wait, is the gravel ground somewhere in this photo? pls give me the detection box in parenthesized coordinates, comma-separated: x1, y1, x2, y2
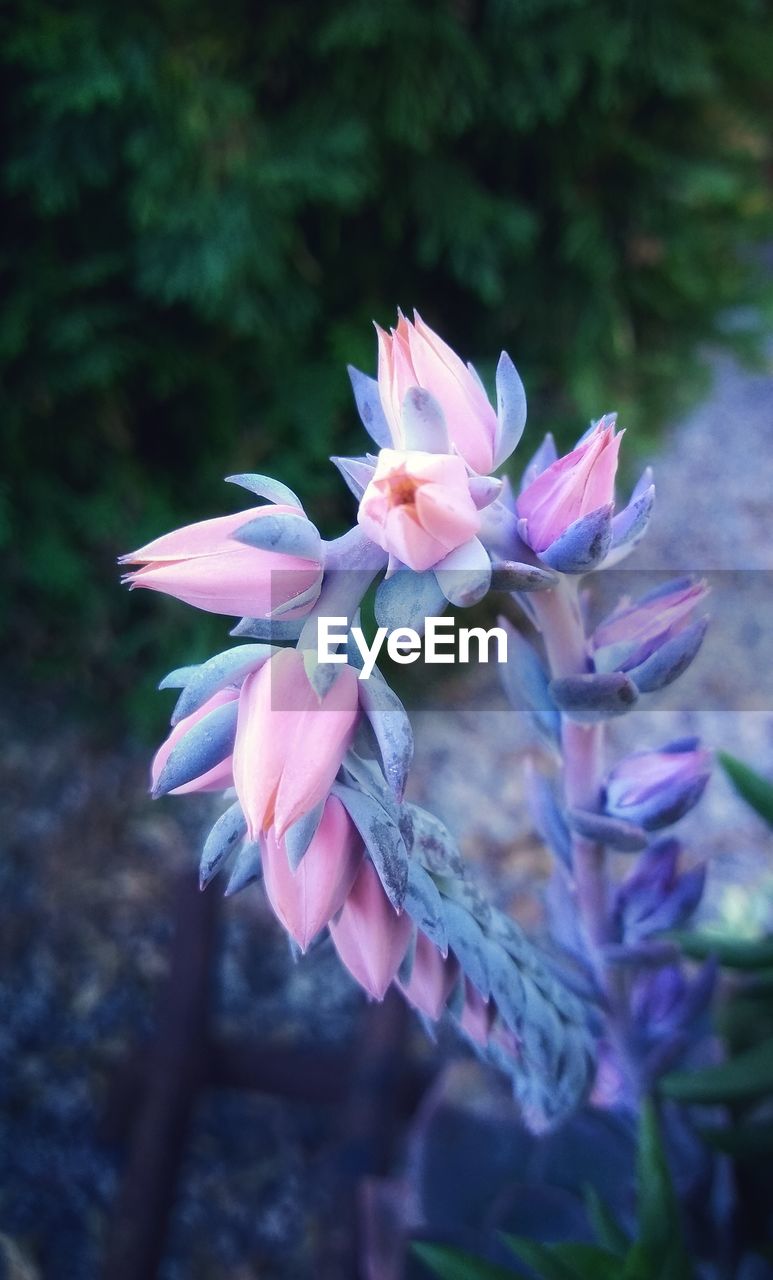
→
(0, 707, 362, 1279)
(2, 346, 773, 1277)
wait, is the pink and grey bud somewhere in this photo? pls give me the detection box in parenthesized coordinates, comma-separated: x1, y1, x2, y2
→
(605, 743, 712, 831)
(459, 980, 493, 1046)
(376, 312, 501, 474)
(151, 688, 238, 796)
(329, 858, 413, 1001)
(593, 578, 709, 692)
(120, 503, 323, 619)
(396, 932, 459, 1020)
(261, 795, 363, 952)
(516, 419, 621, 571)
(233, 647, 360, 840)
(357, 447, 482, 572)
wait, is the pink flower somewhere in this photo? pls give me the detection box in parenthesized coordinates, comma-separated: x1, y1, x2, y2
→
(121, 504, 322, 618)
(232, 647, 359, 840)
(396, 931, 459, 1020)
(357, 447, 481, 572)
(262, 796, 363, 952)
(517, 421, 621, 555)
(329, 859, 413, 1001)
(151, 688, 237, 795)
(377, 313, 499, 473)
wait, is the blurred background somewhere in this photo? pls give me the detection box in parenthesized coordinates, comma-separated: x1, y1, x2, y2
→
(3, 0, 773, 729)
(2, 2, 773, 1277)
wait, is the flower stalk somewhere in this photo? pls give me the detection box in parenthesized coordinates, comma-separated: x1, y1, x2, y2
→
(532, 579, 610, 951)
(123, 310, 714, 1128)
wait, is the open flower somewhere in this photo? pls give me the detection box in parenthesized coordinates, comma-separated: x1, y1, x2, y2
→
(232, 647, 360, 839)
(262, 795, 363, 952)
(357, 447, 481, 572)
(376, 313, 500, 473)
(121, 503, 323, 618)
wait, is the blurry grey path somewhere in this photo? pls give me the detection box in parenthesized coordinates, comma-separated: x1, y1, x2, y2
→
(410, 347, 773, 934)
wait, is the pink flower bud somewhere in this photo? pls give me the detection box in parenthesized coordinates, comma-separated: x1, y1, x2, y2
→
(232, 648, 360, 839)
(377, 313, 498, 473)
(459, 980, 492, 1046)
(329, 859, 412, 1001)
(357, 447, 480, 572)
(396, 932, 459, 1020)
(151, 688, 237, 795)
(121, 504, 322, 618)
(262, 798, 363, 952)
(262, 795, 363, 952)
(517, 421, 621, 554)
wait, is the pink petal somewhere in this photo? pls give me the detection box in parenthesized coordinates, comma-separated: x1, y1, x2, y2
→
(397, 933, 459, 1019)
(121, 504, 302, 563)
(329, 859, 412, 1000)
(126, 549, 321, 618)
(413, 314, 497, 432)
(390, 330, 417, 450)
(518, 425, 621, 551)
(376, 324, 404, 446)
(262, 796, 363, 951)
(408, 318, 496, 473)
(274, 664, 360, 836)
(380, 506, 447, 572)
(232, 661, 287, 838)
(414, 481, 480, 547)
(581, 430, 622, 516)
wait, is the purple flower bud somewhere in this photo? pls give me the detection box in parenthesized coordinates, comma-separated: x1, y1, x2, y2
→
(605, 745, 711, 831)
(632, 958, 717, 1059)
(614, 839, 706, 942)
(593, 578, 709, 691)
(631, 964, 686, 1034)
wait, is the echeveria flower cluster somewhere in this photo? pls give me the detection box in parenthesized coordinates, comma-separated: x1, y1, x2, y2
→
(122, 311, 712, 1130)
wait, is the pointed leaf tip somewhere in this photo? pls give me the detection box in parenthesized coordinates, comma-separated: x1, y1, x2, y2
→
(224, 473, 303, 509)
(494, 350, 527, 467)
(347, 365, 392, 448)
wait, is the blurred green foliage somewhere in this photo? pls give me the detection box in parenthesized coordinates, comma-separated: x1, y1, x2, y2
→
(2, 0, 772, 734)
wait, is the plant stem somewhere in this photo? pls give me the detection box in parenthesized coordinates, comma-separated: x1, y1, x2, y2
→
(531, 579, 611, 951)
(531, 577, 647, 1101)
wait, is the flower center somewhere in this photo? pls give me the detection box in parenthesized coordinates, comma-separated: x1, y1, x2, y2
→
(380, 467, 422, 510)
